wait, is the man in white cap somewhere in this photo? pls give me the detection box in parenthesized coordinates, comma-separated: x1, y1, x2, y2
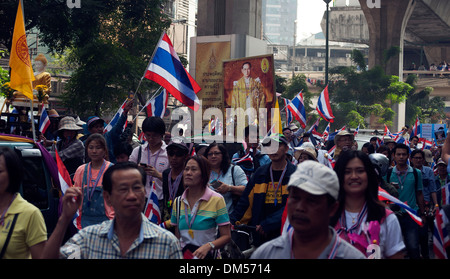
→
(251, 160, 365, 259)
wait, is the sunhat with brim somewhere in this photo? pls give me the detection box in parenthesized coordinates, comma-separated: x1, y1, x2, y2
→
(58, 116, 83, 131)
(287, 160, 339, 200)
(75, 116, 86, 127)
(334, 130, 354, 145)
(294, 145, 318, 161)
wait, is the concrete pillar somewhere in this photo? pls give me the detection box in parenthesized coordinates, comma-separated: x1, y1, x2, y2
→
(359, 0, 415, 131)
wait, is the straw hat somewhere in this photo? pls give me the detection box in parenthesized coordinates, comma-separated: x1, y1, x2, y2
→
(58, 116, 83, 131)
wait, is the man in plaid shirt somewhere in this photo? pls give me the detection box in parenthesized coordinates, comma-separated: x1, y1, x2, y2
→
(42, 162, 183, 259)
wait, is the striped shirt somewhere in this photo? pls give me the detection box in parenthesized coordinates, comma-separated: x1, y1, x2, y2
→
(171, 187, 230, 248)
(60, 214, 182, 259)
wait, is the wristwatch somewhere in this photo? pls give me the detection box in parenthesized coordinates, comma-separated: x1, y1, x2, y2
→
(208, 241, 215, 250)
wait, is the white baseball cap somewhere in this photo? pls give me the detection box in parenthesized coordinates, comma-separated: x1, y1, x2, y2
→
(287, 160, 339, 200)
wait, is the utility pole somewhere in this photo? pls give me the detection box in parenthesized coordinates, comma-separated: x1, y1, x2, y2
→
(324, 0, 331, 86)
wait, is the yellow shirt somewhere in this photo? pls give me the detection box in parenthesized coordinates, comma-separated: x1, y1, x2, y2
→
(0, 194, 47, 259)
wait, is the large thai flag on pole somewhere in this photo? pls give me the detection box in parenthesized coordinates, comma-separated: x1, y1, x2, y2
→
(144, 32, 201, 111)
(38, 106, 50, 134)
(145, 89, 169, 118)
(287, 90, 307, 129)
(316, 85, 334, 123)
(144, 181, 161, 224)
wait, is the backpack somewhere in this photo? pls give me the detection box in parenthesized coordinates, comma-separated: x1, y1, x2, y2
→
(385, 167, 419, 216)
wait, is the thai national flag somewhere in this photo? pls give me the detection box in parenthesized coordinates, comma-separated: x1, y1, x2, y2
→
(55, 149, 79, 225)
(316, 85, 334, 123)
(145, 89, 169, 118)
(38, 106, 51, 134)
(419, 138, 433, 150)
(410, 116, 421, 139)
(353, 125, 360, 137)
(144, 181, 161, 224)
(287, 90, 307, 128)
(283, 98, 293, 127)
(322, 122, 331, 141)
(103, 99, 128, 134)
(378, 187, 423, 226)
(144, 32, 201, 111)
(433, 207, 450, 259)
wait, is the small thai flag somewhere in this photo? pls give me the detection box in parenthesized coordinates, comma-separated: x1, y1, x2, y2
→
(145, 89, 169, 118)
(287, 90, 307, 129)
(144, 181, 161, 224)
(316, 85, 334, 123)
(38, 106, 51, 134)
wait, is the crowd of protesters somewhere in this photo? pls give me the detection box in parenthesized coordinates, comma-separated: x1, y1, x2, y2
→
(1, 107, 450, 259)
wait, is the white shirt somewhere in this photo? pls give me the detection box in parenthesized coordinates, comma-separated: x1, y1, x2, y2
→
(129, 141, 169, 200)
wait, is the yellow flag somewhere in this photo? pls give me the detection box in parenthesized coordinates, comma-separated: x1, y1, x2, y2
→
(9, 1, 34, 100)
(271, 96, 283, 135)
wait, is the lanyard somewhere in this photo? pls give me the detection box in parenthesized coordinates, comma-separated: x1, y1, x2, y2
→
(184, 198, 202, 239)
(395, 169, 408, 190)
(289, 228, 340, 259)
(168, 170, 183, 202)
(87, 160, 107, 201)
(269, 163, 288, 206)
(147, 147, 162, 182)
(337, 203, 368, 238)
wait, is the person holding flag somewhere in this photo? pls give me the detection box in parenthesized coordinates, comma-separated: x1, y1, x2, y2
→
(129, 116, 169, 201)
(42, 162, 183, 259)
(79, 100, 133, 163)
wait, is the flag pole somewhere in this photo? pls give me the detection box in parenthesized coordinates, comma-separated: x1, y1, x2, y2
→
(30, 98, 36, 141)
(134, 31, 166, 97)
(132, 86, 163, 122)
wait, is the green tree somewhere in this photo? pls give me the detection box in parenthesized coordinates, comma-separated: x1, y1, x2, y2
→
(405, 74, 445, 124)
(1, 0, 171, 117)
(328, 49, 413, 130)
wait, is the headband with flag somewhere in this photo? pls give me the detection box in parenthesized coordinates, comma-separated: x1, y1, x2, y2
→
(9, 0, 35, 100)
(144, 32, 201, 111)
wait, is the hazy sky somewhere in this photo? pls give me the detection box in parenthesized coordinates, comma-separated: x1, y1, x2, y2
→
(296, 0, 328, 40)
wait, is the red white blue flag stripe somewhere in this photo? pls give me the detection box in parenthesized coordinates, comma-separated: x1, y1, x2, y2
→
(145, 89, 169, 118)
(410, 116, 421, 139)
(103, 99, 128, 134)
(316, 85, 334, 123)
(144, 181, 161, 224)
(287, 90, 307, 128)
(433, 207, 449, 259)
(38, 106, 51, 134)
(283, 98, 293, 127)
(378, 187, 423, 226)
(145, 33, 200, 111)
